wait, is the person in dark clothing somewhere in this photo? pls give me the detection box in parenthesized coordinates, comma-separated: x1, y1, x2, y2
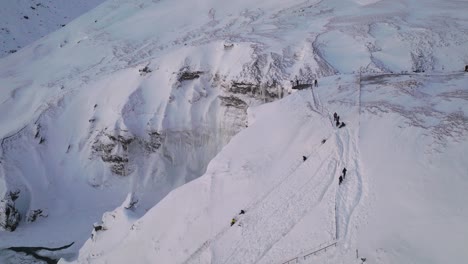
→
(336, 115, 340, 127)
(339, 176, 343, 185)
(342, 168, 347, 179)
(296, 79, 299, 86)
(314, 79, 318, 87)
(303, 156, 307, 162)
(333, 112, 338, 122)
(339, 122, 346, 128)
(239, 210, 245, 215)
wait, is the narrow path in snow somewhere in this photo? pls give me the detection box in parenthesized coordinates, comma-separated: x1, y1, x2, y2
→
(333, 75, 364, 249)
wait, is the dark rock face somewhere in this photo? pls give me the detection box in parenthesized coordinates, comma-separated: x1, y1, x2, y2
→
(27, 209, 46, 222)
(0, 191, 21, 231)
(178, 71, 204, 81)
(219, 96, 248, 110)
(139, 66, 152, 76)
(92, 134, 134, 176)
(230, 82, 258, 94)
(226, 81, 281, 102)
(144, 131, 164, 153)
(91, 131, 166, 177)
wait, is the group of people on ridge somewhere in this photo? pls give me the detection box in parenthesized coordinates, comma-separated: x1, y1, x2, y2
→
(333, 112, 346, 128)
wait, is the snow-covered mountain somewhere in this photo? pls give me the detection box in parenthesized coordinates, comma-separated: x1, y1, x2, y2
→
(0, 0, 467, 263)
(0, 0, 106, 57)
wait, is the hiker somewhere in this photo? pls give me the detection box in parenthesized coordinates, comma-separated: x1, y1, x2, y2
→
(303, 156, 307, 162)
(339, 175, 343, 185)
(342, 168, 347, 178)
(336, 116, 340, 127)
(296, 79, 299, 86)
(314, 79, 318, 87)
(239, 210, 245, 215)
(465, 65, 468, 72)
(333, 112, 338, 122)
(339, 122, 346, 128)
(231, 218, 237, 226)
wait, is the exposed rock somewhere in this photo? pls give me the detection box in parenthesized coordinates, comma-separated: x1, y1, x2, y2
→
(178, 71, 204, 81)
(9, 190, 20, 201)
(291, 84, 312, 90)
(226, 81, 281, 102)
(101, 155, 128, 163)
(0, 191, 21, 231)
(139, 66, 152, 76)
(110, 163, 126, 176)
(93, 224, 105, 232)
(218, 96, 248, 110)
(224, 43, 234, 49)
(28, 209, 47, 222)
(91, 133, 134, 176)
(229, 82, 258, 94)
(107, 134, 133, 150)
(144, 131, 164, 152)
(91, 141, 115, 155)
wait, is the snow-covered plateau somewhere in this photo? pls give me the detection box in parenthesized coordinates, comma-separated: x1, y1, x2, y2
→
(0, 0, 467, 263)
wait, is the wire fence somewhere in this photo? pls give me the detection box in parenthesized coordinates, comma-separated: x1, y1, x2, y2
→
(280, 241, 338, 264)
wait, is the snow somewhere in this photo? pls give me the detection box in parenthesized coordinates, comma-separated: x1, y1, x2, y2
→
(64, 73, 468, 264)
(0, 0, 467, 263)
(0, 0, 106, 57)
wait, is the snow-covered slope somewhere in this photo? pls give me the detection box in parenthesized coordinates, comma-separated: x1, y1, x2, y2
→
(0, 0, 106, 57)
(67, 74, 468, 264)
(0, 0, 467, 263)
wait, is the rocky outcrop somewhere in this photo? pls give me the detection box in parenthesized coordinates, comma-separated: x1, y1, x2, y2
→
(143, 131, 164, 153)
(178, 71, 204, 81)
(0, 190, 21, 231)
(226, 81, 282, 102)
(219, 95, 248, 110)
(27, 209, 47, 222)
(91, 130, 166, 177)
(92, 134, 134, 176)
